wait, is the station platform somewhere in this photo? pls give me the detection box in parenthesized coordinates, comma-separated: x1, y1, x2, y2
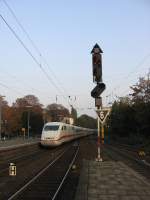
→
(0, 137, 40, 151)
(75, 160, 150, 200)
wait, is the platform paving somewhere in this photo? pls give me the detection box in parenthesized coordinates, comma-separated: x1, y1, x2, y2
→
(75, 160, 150, 200)
(0, 137, 40, 151)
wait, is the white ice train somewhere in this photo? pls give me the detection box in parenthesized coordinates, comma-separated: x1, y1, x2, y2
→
(40, 122, 94, 147)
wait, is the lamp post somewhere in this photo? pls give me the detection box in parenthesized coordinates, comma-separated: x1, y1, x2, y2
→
(43, 109, 46, 124)
(26, 106, 32, 139)
(0, 96, 5, 140)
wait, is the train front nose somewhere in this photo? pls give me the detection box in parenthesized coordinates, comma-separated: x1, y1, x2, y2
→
(41, 131, 60, 146)
(41, 131, 57, 140)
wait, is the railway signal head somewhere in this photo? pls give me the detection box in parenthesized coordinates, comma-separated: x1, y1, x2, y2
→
(91, 44, 103, 83)
(91, 43, 103, 54)
(91, 83, 106, 98)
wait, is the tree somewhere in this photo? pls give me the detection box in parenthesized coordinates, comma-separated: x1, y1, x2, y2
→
(13, 95, 42, 108)
(21, 110, 43, 135)
(76, 114, 97, 129)
(0, 96, 8, 107)
(108, 73, 150, 144)
(12, 95, 43, 136)
(109, 99, 136, 138)
(130, 73, 150, 104)
(130, 74, 150, 137)
(3, 107, 22, 137)
(71, 106, 77, 124)
(46, 103, 70, 122)
(13, 98, 28, 108)
(23, 95, 42, 107)
(0, 96, 9, 136)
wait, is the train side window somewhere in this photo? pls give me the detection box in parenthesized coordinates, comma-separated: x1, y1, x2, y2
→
(64, 126, 66, 130)
(61, 126, 64, 130)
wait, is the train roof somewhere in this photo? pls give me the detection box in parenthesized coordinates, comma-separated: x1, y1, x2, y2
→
(44, 122, 94, 130)
(44, 122, 69, 126)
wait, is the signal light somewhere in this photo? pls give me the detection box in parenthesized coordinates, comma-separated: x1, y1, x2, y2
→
(91, 83, 106, 98)
(92, 54, 102, 83)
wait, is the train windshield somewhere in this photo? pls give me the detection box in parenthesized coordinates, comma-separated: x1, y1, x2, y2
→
(44, 125, 59, 131)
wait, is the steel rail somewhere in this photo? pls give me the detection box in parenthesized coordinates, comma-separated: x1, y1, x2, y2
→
(8, 147, 70, 200)
(52, 145, 79, 200)
(0, 149, 42, 174)
(0, 148, 40, 162)
(0, 144, 67, 174)
(107, 144, 150, 168)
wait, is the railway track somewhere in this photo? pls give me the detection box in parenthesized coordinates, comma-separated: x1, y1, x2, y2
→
(107, 143, 150, 165)
(0, 136, 96, 200)
(0, 147, 62, 175)
(0, 143, 40, 164)
(8, 142, 79, 200)
(0, 143, 71, 199)
(105, 144, 150, 181)
(2, 135, 149, 199)
(0, 146, 42, 173)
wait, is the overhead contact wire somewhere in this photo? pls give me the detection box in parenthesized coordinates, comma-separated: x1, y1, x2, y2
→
(2, 0, 69, 97)
(0, 14, 65, 101)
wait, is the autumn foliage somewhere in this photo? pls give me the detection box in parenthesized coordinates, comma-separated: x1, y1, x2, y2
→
(0, 95, 44, 137)
(1, 95, 96, 138)
(108, 73, 150, 144)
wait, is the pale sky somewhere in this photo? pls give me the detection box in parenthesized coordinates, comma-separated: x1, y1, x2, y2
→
(0, 0, 150, 117)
